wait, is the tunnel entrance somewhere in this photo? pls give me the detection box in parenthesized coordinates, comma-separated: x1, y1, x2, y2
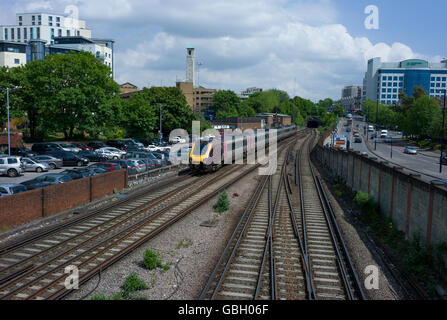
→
(307, 118, 321, 128)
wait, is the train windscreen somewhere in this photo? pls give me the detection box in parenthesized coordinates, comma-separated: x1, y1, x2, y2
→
(193, 143, 210, 156)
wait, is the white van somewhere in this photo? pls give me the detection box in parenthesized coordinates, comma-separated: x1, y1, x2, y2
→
(368, 125, 374, 132)
(380, 130, 388, 138)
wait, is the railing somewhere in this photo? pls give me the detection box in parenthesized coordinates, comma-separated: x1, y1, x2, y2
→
(127, 164, 189, 186)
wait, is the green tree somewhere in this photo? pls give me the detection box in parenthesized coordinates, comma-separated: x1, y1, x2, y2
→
(401, 95, 441, 139)
(212, 90, 241, 119)
(24, 51, 121, 140)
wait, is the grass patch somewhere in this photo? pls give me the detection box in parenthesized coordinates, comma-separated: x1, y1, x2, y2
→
(214, 190, 230, 214)
(90, 293, 122, 300)
(121, 272, 149, 299)
(143, 249, 170, 271)
(177, 238, 193, 249)
(0, 226, 8, 233)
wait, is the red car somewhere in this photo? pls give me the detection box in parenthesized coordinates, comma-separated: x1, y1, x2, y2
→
(73, 143, 93, 151)
(89, 163, 122, 172)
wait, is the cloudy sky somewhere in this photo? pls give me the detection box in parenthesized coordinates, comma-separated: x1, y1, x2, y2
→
(1, 0, 446, 101)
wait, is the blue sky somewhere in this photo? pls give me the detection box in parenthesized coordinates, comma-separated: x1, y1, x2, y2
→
(0, 0, 445, 100)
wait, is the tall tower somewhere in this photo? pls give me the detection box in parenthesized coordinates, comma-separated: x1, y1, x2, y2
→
(186, 47, 195, 86)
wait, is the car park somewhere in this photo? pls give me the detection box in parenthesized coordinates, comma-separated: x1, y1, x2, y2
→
(0, 156, 24, 177)
(89, 163, 122, 172)
(404, 146, 418, 155)
(21, 174, 73, 190)
(0, 184, 28, 197)
(32, 155, 63, 170)
(21, 157, 50, 173)
(152, 152, 169, 166)
(46, 151, 89, 167)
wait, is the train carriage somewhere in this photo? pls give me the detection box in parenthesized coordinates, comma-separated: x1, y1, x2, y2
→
(189, 125, 297, 172)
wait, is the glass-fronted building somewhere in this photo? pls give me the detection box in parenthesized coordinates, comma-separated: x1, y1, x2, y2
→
(363, 58, 447, 105)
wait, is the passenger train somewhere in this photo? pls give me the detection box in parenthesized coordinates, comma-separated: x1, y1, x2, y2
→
(189, 125, 297, 172)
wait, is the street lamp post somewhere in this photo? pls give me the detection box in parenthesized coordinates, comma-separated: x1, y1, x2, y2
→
(440, 90, 446, 174)
(6, 88, 10, 156)
(390, 136, 393, 159)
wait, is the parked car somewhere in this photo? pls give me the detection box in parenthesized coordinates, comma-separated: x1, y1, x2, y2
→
(78, 150, 109, 162)
(108, 160, 131, 169)
(21, 157, 50, 173)
(354, 136, 363, 143)
(106, 140, 128, 151)
(433, 180, 447, 187)
(10, 147, 37, 158)
(89, 167, 108, 175)
(384, 136, 393, 144)
(126, 159, 147, 173)
(404, 146, 418, 155)
(170, 136, 187, 144)
(72, 143, 93, 151)
(126, 145, 143, 152)
(87, 141, 107, 150)
(32, 143, 63, 154)
(125, 152, 162, 167)
(46, 151, 89, 167)
(32, 155, 63, 170)
(96, 147, 126, 160)
(152, 152, 169, 166)
(0, 156, 25, 177)
(144, 145, 162, 152)
(89, 163, 122, 172)
(0, 184, 28, 197)
(346, 127, 352, 133)
(58, 143, 81, 153)
(22, 174, 73, 190)
(61, 169, 94, 180)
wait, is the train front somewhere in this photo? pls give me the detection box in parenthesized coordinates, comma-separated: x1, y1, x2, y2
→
(189, 140, 214, 172)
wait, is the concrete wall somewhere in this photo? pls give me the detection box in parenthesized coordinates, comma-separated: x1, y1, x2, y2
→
(0, 169, 127, 229)
(315, 146, 447, 246)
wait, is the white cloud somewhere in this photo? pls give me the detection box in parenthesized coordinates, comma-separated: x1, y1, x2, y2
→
(0, 0, 436, 100)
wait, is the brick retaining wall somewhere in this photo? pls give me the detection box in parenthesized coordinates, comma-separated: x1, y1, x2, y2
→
(0, 169, 127, 229)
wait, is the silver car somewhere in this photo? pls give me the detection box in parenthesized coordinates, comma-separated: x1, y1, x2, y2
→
(32, 155, 63, 170)
(127, 159, 147, 173)
(0, 156, 24, 177)
(21, 157, 50, 173)
(404, 146, 418, 155)
(0, 184, 27, 197)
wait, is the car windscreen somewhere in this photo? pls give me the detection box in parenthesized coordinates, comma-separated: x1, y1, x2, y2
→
(11, 186, 27, 194)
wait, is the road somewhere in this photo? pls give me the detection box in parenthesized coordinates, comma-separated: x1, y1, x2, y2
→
(331, 118, 447, 182)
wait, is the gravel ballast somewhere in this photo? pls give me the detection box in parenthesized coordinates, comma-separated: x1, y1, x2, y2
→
(65, 169, 263, 300)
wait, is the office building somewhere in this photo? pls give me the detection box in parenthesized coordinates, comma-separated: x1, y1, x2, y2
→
(341, 85, 362, 112)
(363, 57, 447, 105)
(0, 12, 113, 76)
(239, 87, 263, 101)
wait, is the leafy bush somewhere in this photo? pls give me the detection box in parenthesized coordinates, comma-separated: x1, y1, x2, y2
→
(121, 272, 149, 298)
(143, 249, 170, 270)
(214, 190, 230, 213)
(177, 238, 193, 249)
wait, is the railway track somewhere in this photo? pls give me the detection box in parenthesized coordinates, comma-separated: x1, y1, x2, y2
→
(0, 163, 260, 300)
(200, 131, 366, 300)
(0, 132, 303, 300)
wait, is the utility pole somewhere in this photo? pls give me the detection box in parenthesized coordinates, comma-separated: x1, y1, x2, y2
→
(440, 90, 446, 173)
(375, 100, 378, 150)
(159, 104, 163, 143)
(6, 88, 10, 156)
